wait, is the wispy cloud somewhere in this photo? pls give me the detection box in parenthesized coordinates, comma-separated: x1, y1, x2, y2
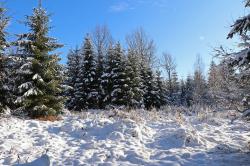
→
(109, 0, 168, 13)
(199, 36, 206, 41)
(109, 2, 133, 12)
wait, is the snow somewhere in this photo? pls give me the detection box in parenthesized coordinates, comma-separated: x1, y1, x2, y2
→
(0, 109, 249, 166)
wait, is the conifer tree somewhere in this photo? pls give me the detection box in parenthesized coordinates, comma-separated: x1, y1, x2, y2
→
(185, 75, 194, 107)
(73, 53, 86, 111)
(179, 79, 187, 106)
(110, 43, 128, 107)
(0, 6, 9, 112)
(96, 46, 105, 108)
(171, 71, 180, 105)
(208, 60, 220, 104)
(14, 4, 64, 117)
(141, 63, 158, 109)
(155, 70, 167, 108)
(102, 45, 115, 107)
(225, 0, 250, 109)
(193, 55, 208, 105)
(91, 25, 113, 108)
(82, 36, 98, 109)
(125, 49, 144, 108)
(65, 47, 81, 110)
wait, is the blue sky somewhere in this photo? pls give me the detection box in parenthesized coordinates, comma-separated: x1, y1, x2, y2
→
(4, 0, 246, 78)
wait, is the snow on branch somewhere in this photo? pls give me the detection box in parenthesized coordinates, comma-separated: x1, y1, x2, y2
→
(228, 14, 250, 39)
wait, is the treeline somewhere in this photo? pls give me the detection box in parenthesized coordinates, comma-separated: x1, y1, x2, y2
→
(0, 1, 249, 118)
(64, 29, 213, 111)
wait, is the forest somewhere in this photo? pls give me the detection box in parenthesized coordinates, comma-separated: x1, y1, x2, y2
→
(0, 0, 249, 165)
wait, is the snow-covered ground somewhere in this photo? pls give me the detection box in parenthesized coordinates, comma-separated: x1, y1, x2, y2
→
(0, 109, 249, 166)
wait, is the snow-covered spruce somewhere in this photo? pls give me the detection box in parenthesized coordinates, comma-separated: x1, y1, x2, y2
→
(13, 6, 64, 118)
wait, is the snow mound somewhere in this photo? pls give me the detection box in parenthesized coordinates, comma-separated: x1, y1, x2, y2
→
(210, 144, 241, 153)
(147, 127, 206, 150)
(13, 154, 50, 166)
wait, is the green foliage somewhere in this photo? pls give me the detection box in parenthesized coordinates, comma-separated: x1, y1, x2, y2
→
(15, 7, 64, 118)
(0, 5, 9, 113)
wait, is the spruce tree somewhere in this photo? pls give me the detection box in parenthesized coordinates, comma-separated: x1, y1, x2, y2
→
(171, 71, 180, 105)
(0, 6, 9, 112)
(141, 63, 158, 109)
(14, 4, 64, 118)
(102, 45, 115, 107)
(185, 75, 194, 107)
(82, 36, 98, 109)
(96, 47, 105, 108)
(208, 60, 220, 104)
(125, 49, 144, 108)
(225, 0, 250, 109)
(110, 43, 128, 107)
(155, 70, 167, 108)
(179, 79, 187, 106)
(65, 47, 81, 110)
(73, 51, 86, 111)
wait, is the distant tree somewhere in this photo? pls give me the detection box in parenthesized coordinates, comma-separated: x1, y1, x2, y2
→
(185, 75, 194, 107)
(171, 71, 180, 105)
(208, 60, 220, 104)
(155, 70, 167, 108)
(162, 53, 176, 103)
(192, 55, 208, 105)
(14, 5, 64, 117)
(179, 79, 187, 106)
(126, 27, 156, 68)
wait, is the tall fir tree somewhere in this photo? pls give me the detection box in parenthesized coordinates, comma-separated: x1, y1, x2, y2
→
(125, 49, 144, 108)
(82, 36, 98, 109)
(14, 4, 64, 117)
(193, 55, 208, 105)
(171, 71, 180, 105)
(110, 43, 128, 107)
(155, 70, 167, 108)
(141, 63, 158, 109)
(179, 79, 187, 106)
(208, 60, 220, 104)
(102, 45, 115, 107)
(73, 50, 86, 111)
(91, 25, 113, 108)
(65, 47, 81, 110)
(96, 45, 105, 108)
(185, 75, 194, 107)
(0, 6, 9, 112)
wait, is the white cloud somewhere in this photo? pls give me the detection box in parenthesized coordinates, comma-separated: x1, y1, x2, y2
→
(199, 36, 205, 41)
(109, 2, 132, 12)
(109, 0, 168, 12)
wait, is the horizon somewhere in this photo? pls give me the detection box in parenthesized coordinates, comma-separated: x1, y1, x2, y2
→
(5, 0, 245, 78)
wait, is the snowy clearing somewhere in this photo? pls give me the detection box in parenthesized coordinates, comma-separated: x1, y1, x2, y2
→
(0, 109, 250, 166)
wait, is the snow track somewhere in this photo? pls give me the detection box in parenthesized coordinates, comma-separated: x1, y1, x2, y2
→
(0, 110, 249, 166)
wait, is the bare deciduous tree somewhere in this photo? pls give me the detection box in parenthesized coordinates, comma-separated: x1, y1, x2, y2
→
(162, 52, 176, 96)
(91, 24, 113, 57)
(126, 27, 156, 67)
